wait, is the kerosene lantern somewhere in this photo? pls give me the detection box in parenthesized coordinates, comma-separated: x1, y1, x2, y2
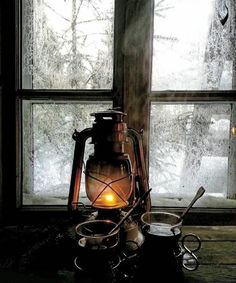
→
(68, 109, 151, 215)
(68, 110, 151, 275)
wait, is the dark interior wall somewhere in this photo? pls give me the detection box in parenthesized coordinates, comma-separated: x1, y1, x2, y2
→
(0, 0, 17, 224)
(0, 0, 3, 223)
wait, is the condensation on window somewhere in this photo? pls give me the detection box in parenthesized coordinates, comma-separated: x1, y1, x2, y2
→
(152, 0, 236, 90)
(149, 103, 236, 207)
(22, 0, 114, 89)
(23, 102, 112, 205)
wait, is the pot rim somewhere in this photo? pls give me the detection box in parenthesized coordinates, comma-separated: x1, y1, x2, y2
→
(141, 211, 183, 227)
(75, 219, 119, 239)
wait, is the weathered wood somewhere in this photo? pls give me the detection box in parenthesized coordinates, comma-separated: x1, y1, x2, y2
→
(151, 90, 236, 102)
(181, 226, 236, 265)
(113, 0, 126, 108)
(183, 265, 236, 283)
(228, 103, 236, 199)
(182, 226, 236, 241)
(196, 242, 236, 264)
(0, 266, 236, 283)
(0, 225, 235, 282)
(122, 0, 154, 160)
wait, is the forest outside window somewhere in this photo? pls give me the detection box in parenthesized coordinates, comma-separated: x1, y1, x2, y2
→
(152, 0, 236, 90)
(19, 0, 236, 210)
(21, 0, 114, 205)
(150, 0, 236, 208)
(22, 0, 114, 89)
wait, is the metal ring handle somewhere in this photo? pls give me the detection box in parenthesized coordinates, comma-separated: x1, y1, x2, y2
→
(181, 233, 201, 271)
(182, 233, 201, 252)
(182, 246, 199, 271)
(74, 256, 84, 272)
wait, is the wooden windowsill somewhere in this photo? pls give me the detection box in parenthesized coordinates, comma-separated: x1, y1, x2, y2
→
(0, 225, 235, 282)
(182, 226, 236, 282)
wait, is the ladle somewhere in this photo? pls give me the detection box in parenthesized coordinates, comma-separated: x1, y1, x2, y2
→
(180, 186, 205, 221)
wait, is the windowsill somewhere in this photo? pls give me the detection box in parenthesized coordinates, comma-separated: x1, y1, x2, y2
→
(23, 193, 236, 209)
(151, 193, 236, 209)
(0, 224, 235, 283)
(18, 192, 236, 226)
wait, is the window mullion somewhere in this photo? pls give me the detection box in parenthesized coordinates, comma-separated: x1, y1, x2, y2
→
(151, 91, 236, 103)
(21, 0, 33, 89)
(228, 103, 236, 199)
(122, 0, 154, 160)
(113, 0, 126, 109)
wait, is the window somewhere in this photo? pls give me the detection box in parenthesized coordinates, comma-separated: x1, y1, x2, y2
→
(150, 102, 236, 208)
(152, 0, 236, 90)
(23, 101, 112, 205)
(150, 0, 236, 208)
(1, 0, 236, 222)
(20, 0, 114, 205)
(22, 0, 114, 90)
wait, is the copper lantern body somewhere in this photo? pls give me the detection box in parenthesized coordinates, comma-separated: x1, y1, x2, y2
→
(68, 109, 150, 212)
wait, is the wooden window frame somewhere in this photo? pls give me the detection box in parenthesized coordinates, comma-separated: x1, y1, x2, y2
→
(1, 0, 236, 225)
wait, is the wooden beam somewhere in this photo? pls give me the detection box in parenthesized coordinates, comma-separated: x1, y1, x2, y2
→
(121, 0, 154, 160)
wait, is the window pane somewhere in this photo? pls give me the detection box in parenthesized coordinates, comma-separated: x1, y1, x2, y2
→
(150, 103, 236, 208)
(152, 0, 236, 90)
(22, 0, 114, 89)
(23, 102, 112, 205)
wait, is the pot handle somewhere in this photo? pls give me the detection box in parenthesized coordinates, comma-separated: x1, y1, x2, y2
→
(141, 224, 150, 235)
(170, 221, 183, 235)
(180, 233, 201, 271)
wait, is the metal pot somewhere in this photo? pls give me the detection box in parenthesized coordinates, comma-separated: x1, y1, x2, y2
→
(141, 211, 182, 239)
(74, 219, 120, 272)
(75, 219, 120, 250)
(140, 211, 201, 273)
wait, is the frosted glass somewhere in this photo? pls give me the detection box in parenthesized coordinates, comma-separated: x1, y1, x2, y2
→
(150, 103, 231, 199)
(152, 0, 236, 90)
(23, 102, 112, 205)
(22, 0, 114, 89)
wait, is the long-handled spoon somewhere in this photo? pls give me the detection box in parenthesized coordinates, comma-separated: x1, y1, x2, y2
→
(180, 186, 205, 221)
(108, 189, 152, 235)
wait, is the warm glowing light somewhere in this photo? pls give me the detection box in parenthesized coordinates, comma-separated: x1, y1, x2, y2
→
(86, 161, 132, 209)
(105, 194, 115, 203)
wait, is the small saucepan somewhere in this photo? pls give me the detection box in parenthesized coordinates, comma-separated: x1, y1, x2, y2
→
(75, 219, 120, 250)
(141, 187, 205, 240)
(141, 211, 182, 242)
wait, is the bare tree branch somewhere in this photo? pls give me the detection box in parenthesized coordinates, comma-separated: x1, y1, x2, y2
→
(43, 1, 70, 22)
